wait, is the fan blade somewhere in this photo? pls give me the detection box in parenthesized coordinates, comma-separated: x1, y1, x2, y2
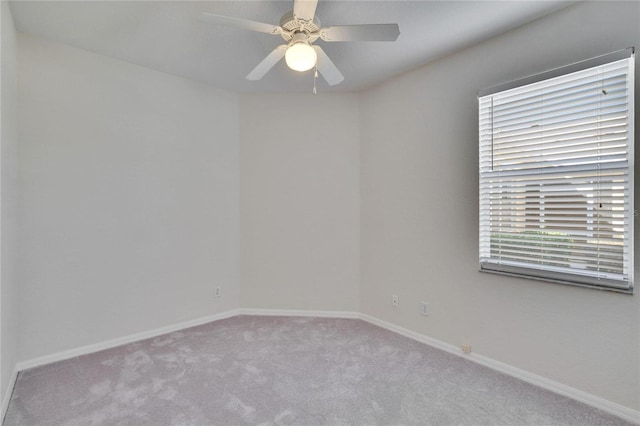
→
(246, 45, 287, 80)
(312, 45, 344, 86)
(200, 12, 281, 35)
(320, 24, 400, 42)
(293, 0, 318, 21)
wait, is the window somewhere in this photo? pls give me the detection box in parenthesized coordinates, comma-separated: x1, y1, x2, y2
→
(478, 49, 634, 292)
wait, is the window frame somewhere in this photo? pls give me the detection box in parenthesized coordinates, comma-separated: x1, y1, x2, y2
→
(478, 48, 635, 293)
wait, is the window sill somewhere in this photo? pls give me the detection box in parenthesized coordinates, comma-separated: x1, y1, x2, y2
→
(479, 267, 634, 294)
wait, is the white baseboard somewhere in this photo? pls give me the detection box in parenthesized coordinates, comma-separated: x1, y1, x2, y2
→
(238, 308, 359, 319)
(359, 313, 640, 425)
(7, 308, 639, 424)
(1, 366, 18, 423)
(16, 309, 240, 371)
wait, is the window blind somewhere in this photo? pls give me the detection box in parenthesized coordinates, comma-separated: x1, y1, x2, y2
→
(479, 53, 634, 292)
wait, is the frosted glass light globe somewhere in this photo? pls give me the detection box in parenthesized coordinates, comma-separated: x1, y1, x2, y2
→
(285, 43, 317, 72)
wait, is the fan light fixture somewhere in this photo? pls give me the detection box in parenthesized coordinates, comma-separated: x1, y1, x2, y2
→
(285, 35, 317, 72)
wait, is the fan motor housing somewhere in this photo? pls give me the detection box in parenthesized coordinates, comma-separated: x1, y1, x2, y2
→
(279, 10, 321, 39)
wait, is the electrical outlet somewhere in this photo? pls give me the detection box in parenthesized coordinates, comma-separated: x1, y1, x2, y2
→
(420, 302, 429, 316)
(392, 295, 399, 308)
(461, 344, 472, 353)
(214, 287, 221, 298)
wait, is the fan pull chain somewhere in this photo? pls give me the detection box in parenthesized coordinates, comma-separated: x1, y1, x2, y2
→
(313, 64, 318, 95)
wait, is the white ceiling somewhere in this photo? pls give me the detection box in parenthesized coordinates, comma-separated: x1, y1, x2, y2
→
(10, 1, 575, 93)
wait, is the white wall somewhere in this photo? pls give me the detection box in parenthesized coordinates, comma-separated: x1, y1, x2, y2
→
(17, 34, 240, 361)
(240, 94, 360, 312)
(360, 1, 640, 411)
(0, 0, 19, 410)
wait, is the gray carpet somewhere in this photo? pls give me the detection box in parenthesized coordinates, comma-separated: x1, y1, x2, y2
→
(3, 315, 632, 425)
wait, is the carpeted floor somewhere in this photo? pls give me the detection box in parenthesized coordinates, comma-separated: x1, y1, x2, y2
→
(4, 315, 632, 425)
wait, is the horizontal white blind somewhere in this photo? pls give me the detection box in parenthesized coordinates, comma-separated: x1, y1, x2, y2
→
(479, 56, 634, 291)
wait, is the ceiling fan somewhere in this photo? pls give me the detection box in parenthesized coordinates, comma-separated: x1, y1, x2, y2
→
(200, 0, 400, 86)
